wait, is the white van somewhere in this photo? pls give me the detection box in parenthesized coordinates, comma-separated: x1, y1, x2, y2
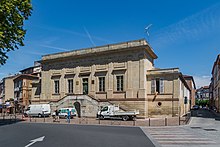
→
(25, 104, 51, 117)
(58, 108, 76, 119)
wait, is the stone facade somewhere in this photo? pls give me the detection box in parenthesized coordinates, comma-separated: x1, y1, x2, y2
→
(211, 54, 220, 112)
(146, 68, 191, 117)
(14, 74, 39, 109)
(1, 75, 17, 102)
(31, 39, 191, 118)
(183, 75, 196, 108)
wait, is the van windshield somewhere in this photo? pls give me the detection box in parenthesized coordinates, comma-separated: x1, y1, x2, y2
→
(101, 107, 108, 111)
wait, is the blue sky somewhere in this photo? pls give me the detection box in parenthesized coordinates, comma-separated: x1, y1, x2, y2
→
(0, 0, 220, 88)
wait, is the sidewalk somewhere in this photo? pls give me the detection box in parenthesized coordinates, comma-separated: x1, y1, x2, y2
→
(209, 109, 220, 120)
(141, 117, 220, 147)
(187, 117, 220, 146)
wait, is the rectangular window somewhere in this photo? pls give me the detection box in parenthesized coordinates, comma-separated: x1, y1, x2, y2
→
(156, 78, 160, 93)
(68, 79, 73, 93)
(99, 77, 105, 92)
(116, 76, 123, 91)
(151, 79, 156, 94)
(152, 78, 164, 94)
(54, 80, 59, 94)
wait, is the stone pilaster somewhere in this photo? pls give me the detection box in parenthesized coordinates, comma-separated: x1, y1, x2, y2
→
(107, 62, 113, 98)
(126, 61, 133, 98)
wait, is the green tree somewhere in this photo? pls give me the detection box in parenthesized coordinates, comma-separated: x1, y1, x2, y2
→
(0, 0, 32, 65)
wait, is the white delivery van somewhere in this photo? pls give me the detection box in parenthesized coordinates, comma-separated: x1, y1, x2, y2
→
(97, 105, 139, 121)
(25, 104, 51, 117)
(58, 108, 76, 119)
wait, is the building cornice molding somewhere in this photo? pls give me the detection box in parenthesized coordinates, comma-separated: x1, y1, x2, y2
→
(41, 39, 158, 62)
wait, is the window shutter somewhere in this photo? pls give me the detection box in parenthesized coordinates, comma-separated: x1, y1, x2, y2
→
(151, 80, 156, 94)
(160, 79, 164, 93)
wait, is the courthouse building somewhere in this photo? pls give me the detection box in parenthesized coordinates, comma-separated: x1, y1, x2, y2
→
(31, 39, 191, 118)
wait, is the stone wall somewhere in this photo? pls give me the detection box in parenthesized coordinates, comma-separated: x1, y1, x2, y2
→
(40, 48, 154, 103)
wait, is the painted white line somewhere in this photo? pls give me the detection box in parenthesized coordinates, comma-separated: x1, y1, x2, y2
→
(25, 136, 45, 147)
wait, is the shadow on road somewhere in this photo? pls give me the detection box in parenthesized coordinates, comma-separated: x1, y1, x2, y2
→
(0, 119, 24, 126)
(191, 109, 217, 119)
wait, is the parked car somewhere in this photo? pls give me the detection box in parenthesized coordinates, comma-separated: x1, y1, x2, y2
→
(191, 105, 199, 110)
(58, 108, 76, 119)
(25, 104, 51, 117)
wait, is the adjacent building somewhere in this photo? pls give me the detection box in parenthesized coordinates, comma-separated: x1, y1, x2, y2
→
(210, 54, 220, 112)
(0, 75, 18, 113)
(209, 77, 215, 110)
(146, 68, 190, 117)
(13, 74, 39, 112)
(196, 86, 210, 100)
(183, 75, 196, 108)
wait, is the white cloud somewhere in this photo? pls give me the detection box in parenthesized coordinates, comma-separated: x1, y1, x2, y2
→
(33, 25, 113, 44)
(40, 45, 70, 52)
(152, 2, 220, 47)
(193, 75, 211, 89)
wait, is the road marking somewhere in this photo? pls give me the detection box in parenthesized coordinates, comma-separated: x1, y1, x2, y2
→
(142, 127, 217, 146)
(25, 136, 45, 147)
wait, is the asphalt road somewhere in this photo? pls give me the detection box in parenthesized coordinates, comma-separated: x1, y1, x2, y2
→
(0, 123, 155, 147)
(191, 109, 216, 118)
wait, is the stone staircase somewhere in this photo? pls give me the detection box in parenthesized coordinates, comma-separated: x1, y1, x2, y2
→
(49, 94, 114, 117)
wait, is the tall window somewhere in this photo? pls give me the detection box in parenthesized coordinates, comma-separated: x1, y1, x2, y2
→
(54, 80, 59, 94)
(68, 79, 73, 93)
(116, 75, 123, 91)
(151, 78, 164, 94)
(99, 77, 105, 92)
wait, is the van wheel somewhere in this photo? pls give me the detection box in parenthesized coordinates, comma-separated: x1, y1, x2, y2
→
(99, 115, 104, 120)
(122, 115, 129, 121)
(38, 114, 42, 118)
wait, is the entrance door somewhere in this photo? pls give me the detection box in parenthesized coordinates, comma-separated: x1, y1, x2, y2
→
(74, 102, 81, 118)
(82, 78, 88, 94)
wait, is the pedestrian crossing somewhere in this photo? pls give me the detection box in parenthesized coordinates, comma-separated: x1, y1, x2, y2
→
(142, 127, 217, 147)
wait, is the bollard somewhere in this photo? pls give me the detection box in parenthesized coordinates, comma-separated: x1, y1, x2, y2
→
(149, 118, 150, 126)
(165, 117, 167, 126)
(15, 114, 16, 122)
(179, 116, 180, 125)
(29, 116, 31, 122)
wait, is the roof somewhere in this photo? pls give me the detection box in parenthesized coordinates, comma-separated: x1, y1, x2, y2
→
(147, 68, 180, 75)
(42, 39, 158, 61)
(183, 75, 196, 89)
(147, 68, 191, 91)
(203, 86, 209, 89)
(13, 74, 39, 81)
(19, 66, 34, 73)
(19, 65, 41, 73)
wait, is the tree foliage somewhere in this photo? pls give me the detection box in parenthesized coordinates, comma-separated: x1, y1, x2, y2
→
(0, 0, 32, 65)
(196, 99, 209, 107)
